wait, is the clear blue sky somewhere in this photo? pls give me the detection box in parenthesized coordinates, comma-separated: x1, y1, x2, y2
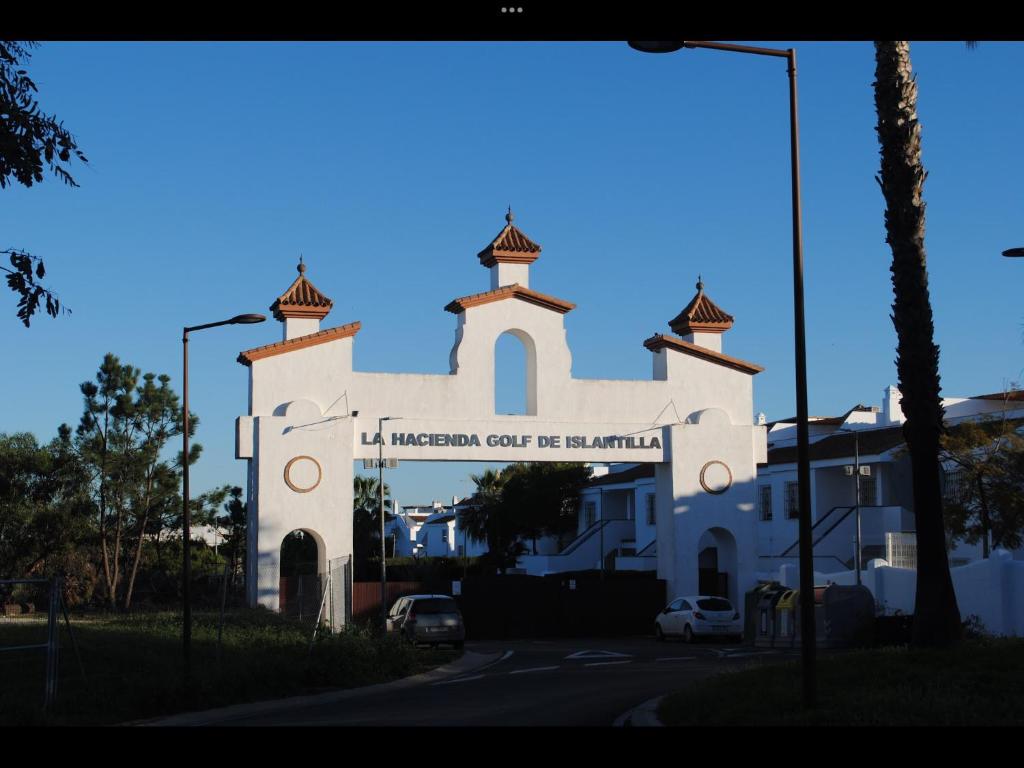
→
(4, 41, 1023, 507)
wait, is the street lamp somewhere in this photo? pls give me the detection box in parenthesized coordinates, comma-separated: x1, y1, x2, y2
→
(182, 312, 265, 684)
(598, 485, 605, 581)
(628, 40, 816, 706)
(838, 426, 867, 585)
(378, 416, 400, 626)
(1002, 248, 1024, 258)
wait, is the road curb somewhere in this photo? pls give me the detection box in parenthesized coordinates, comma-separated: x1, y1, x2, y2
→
(613, 695, 665, 727)
(132, 650, 502, 727)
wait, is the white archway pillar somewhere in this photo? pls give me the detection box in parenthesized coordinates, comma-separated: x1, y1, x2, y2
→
(656, 417, 760, 610)
(244, 401, 355, 613)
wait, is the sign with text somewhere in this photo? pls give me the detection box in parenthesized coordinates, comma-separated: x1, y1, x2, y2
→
(352, 418, 670, 463)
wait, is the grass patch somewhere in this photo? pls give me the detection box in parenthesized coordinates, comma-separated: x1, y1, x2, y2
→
(0, 609, 457, 726)
(658, 639, 1024, 726)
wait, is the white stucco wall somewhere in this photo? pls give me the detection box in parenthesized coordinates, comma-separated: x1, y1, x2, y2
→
(243, 398, 353, 612)
(239, 260, 766, 612)
(773, 551, 1024, 637)
(657, 411, 760, 609)
(634, 481, 658, 553)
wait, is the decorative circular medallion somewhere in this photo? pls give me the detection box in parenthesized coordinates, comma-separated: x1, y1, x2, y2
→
(700, 460, 733, 495)
(284, 455, 322, 493)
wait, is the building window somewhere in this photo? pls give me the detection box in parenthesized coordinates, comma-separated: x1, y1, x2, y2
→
(785, 482, 799, 519)
(941, 467, 969, 505)
(758, 485, 773, 521)
(645, 494, 656, 525)
(442, 527, 449, 543)
(457, 544, 465, 557)
(584, 501, 596, 528)
(859, 476, 877, 506)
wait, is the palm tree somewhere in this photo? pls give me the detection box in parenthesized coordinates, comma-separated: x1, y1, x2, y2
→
(353, 475, 390, 517)
(459, 468, 504, 545)
(873, 40, 961, 646)
(471, 468, 504, 503)
(352, 475, 391, 562)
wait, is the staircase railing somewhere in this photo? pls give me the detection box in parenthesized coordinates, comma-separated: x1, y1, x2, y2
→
(558, 519, 614, 556)
(777, 506, 855, 557)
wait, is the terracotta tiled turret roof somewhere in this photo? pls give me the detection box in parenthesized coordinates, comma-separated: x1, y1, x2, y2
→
(237, 322, 361, 366)
(477, 208, 542, 267)
(270, 258, 334, 321)
(445, 283, 575, 315)
(643, 333, 763, 375)
(668, 277, 734, 335)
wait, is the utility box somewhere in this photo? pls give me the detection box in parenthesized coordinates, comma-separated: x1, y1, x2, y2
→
(817, 584, 875, 647)
(754, 584, 874, 649)
(747, 582, 785, 646)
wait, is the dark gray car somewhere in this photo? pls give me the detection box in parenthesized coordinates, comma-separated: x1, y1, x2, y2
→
(386, 594, 465, 649)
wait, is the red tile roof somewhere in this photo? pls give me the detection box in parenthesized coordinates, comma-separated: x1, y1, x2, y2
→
(762, 425, 907, 465)
(477, 210, 542, 267)
(270, 259, 333, 321)
(768, 405, 877, 428)
(237, 322, 361, 366)
(588, 464, 656, 487)
(973, 390, 1024, 402)
(643, 333, 764, 375)
(445, 283, 575, 315)
(668, 278, 734, 335)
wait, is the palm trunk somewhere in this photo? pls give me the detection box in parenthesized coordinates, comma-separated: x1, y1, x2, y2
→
(874, 40, 961, 647)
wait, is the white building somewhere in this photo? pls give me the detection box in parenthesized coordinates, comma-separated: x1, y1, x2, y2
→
(386, 502, 443, 557)
(534, 386, 1024, 634)
(235, 211, 766, 615)
(755, 386, 1024, 577)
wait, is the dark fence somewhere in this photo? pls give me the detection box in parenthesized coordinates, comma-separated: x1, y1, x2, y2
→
(279, 575, 323, 623)
(455, 570, 666, 639)
(351, 581, 425, 622)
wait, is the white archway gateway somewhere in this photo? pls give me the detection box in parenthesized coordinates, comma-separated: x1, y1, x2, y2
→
(235, 211, 768, 614)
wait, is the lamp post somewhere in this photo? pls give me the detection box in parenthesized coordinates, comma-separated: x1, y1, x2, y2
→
(599, 485, 605, 580)
(378, 416, 399, 626)
(628, 40, 815, 706)
(182, 312, 265, 685)
(839, 426, 864, 585)
(1002, 248, 1024, 258)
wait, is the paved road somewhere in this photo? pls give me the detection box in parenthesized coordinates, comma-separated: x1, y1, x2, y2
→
(220, 637, 797, 726)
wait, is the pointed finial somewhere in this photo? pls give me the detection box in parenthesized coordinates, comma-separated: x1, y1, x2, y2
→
(696, 274, 703, 293)
(297, 255, 306, 275)
(506, 206, 514, 224)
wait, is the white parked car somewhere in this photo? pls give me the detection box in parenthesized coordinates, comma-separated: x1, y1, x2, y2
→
(655, 595, 743, 643)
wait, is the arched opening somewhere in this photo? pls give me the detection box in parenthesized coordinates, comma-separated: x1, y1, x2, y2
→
(697, 527, 739, 608)
(279, 528, 324, 621)
(494, 329, 537, 415)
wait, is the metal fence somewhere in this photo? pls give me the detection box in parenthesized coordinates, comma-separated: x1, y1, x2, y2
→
(0, 578, 84, 711)
(885, 532, 918, 569)
(325, 556, 352, 632)
(252, 555, 352, 640)
(351, 581, 425, 622)
(269, 556, 351, 634)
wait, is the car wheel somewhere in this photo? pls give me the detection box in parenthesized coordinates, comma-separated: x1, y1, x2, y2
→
(683, 624, 694, 644)
(655, 624, 665, 642)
